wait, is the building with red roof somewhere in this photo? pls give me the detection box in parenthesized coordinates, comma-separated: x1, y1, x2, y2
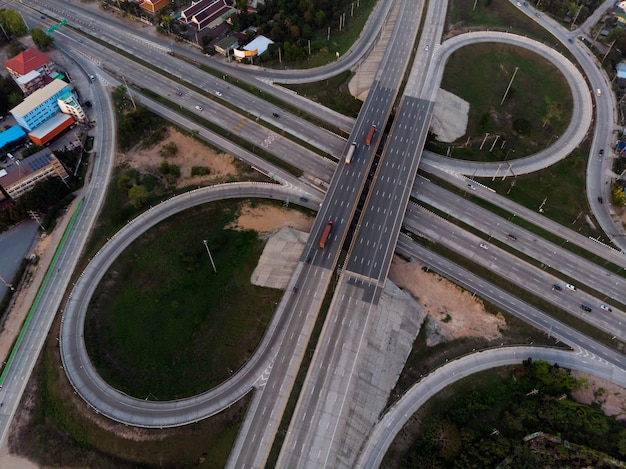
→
(139, 0, 171, 14)
(4, 48, 58, 96)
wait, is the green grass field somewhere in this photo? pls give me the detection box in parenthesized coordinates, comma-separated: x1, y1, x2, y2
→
(85, 200, 284, 400)
(447, 0, 566, 49)
(431, 42, 573, 161)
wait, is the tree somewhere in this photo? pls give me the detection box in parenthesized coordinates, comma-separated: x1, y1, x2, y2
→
(542, 97, 562, 128)
(31, 28, 54, 50)
(0, 9, 27, 38)
(159, 142, 178, 158)
(127, 185, 148, 208)
(612, 184, 626, 207)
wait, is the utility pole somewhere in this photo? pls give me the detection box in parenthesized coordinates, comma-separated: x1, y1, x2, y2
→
(27, 210, 46, 231)
(203, 240, 217, 273)
(122, 76, 136, 110)
(570, 4, 583, 30)
(602, 40, 615, 64)
(500, 66, 519, 105)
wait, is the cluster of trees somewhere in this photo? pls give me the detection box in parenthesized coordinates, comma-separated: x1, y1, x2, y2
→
(116, 98, 166, 151)
(0, 74, 22, 117)
(156, 0, 356, 63)
(232, 0, 352, 63)
(0, 9, 28, 41)
(529, 0, 603, 24)
(0, 177, 73, 232)
(0, 9, 53, 50)
(401, 359, 626, 468)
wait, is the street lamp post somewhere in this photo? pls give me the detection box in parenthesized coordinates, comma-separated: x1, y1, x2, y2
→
(203, 240, 217, 273)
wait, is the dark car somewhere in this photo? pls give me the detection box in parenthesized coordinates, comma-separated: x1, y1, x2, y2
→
(599, 149, 604, 157)
(507, 233, 518, 240)
(598, 196, 603, 204)
(581, 304, 592, 312)
(553, 284, 562, 291)
(293, 285, 299, 294)
(272, 112, 280, 118)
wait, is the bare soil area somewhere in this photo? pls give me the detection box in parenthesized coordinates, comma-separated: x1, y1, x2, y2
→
(388, 257, 506, 344)
(571, 370, 626, 421)
(119, 127, 239, 187)
(229, 203, 314, 233)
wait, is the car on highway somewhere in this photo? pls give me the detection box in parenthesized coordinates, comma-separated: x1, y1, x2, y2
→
(565, 283, 576, 291)
(507, 233, 517, 240)
(552, 284, 562, 291)
(424, 44, 429, 51)
(479, 242, 489, 250)
(215, 91, 222, 97)
(194, 105, 203, 111)
(468, 183, 477, 191)
(580, 304, 592, 312)
(600, 304, 612, 312)
(89, 74, 95, 81)
(293, 285, 299, 294)
(272, 112, 280, 118)
(599, 149, 604, 157)
(598, 196, 603, 204)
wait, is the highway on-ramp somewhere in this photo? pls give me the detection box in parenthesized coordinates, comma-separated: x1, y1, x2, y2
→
(60, 183, 323, 427)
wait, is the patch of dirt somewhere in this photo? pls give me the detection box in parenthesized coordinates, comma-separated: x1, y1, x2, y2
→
(388, 256, 506, 345)
(570, 371, 626, 421)
(228, 203, 314, 233)
(119, 127, 239, 187)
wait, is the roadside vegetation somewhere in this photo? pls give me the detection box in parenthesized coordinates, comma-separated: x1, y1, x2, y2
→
(284, 70, 362, 117)
(387, 360, 626, 468)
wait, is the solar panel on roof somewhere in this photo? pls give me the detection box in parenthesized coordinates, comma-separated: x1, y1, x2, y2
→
(28, 155, 51, 171)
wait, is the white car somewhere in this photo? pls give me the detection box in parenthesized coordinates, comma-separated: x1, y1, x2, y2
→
(565, 283, 576, 291)
(600, 304, 612, 312)
(468, 183, 477, 191)
(479, 243, 489, 250)
(215, 91, 222, 97)
(194, 105, 203, 111)
(424, 44, 429, 51)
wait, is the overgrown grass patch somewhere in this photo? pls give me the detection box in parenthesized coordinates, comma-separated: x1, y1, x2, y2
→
(17, 336, 249, 469)
(447, 0, 565, 49)
(483, 145, 598, 238)
(429, 42, 573, 161)
(284, 70, 362, 118)
(85, 200, 283, 399)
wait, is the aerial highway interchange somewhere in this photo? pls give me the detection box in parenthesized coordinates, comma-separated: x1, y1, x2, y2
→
(1, 0, 626, 467)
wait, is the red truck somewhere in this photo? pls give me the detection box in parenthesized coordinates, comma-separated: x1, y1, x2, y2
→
(365, 125, 377, 147)
(319, 221, 333, 248)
